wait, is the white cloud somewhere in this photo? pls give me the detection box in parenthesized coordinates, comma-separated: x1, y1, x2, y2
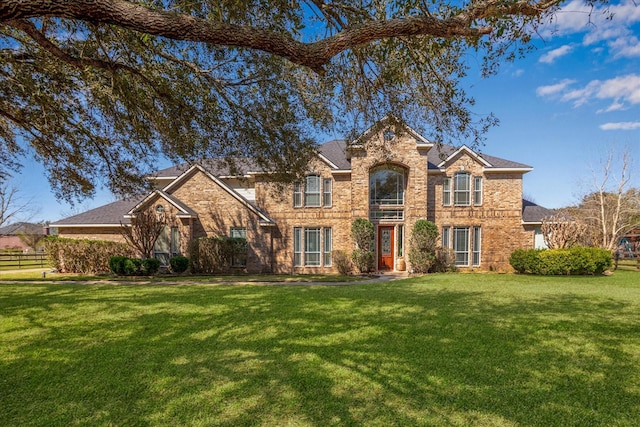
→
(597, 74, 640, 104)
(539, 45, 574, 63)
(541, 0, 640, 59)
(597, 100, 625, 113)
(538, 73, 640, 109)
(609, 35, 640, 58)
(599, 122, 640, 130)
(536, 79, 576, 97)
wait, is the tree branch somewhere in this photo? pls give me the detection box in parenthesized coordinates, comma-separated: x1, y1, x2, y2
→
(0, 0, 562, 74)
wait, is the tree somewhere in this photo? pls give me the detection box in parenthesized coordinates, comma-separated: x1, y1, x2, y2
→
(0, 181, 37, 227)
(120, 207, 167, 258)
(351, 218, 374, 273)
(0, 0, 592, 201)
(408, 219, 439, 273)
(568, 147, 640, 251)
(540, 214, 587, 249)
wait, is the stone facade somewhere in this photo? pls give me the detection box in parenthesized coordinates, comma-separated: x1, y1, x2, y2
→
(53, 119, 546, 273)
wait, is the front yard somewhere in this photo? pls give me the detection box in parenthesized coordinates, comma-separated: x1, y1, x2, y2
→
(1, 271, 639, 426)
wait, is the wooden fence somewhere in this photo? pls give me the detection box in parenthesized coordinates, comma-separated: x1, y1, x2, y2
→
(0, 252, 49, 270)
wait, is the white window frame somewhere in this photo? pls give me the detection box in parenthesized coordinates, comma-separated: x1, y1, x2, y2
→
(472, 226, 481, 266)
(323, 228, 332, 267)
(323, 178, 332, 207)
(294, 227, 302, 266)
(474, 176, 483, 206)
(304, 227, 321, 266)
(443, 177, 451, 206)
(454, 173, 470, 206)
(442, 226, 450, 249)
(293, 182, 303, 207)
(305, 175, 321, 207)
(453, 227, 470, 266)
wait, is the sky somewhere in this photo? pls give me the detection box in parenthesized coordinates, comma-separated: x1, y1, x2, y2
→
(8, 0, 640, 223)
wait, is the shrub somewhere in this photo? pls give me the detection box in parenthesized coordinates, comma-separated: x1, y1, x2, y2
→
(509, 249, 542, 274)
(352, 249, 375, 274)
(351, 218, 374, 252)
(142, 257, 161, 275)
(430, 247, 457, 273)
(408, 219, 439, 273)
(509, 247, 612, 275)
(45, 237, 134, 274)
(333, 250, 352, 275)
(109, 256, 161, 276)
(109, 256, 128, 275)
(123, 258, 142, 275)
(169, 255, 189, 273)
(188, 237, 237, 274)
(351, 219, 375, 273)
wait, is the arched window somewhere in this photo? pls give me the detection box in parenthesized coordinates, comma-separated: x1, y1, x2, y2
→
(369, 165, 405, 205)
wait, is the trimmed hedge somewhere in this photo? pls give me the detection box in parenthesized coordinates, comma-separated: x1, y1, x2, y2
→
(510, 247, 613, 275)
(109, 256, 161, 276)
(45, 237, 134, 274)
(188, 237, 245, 274)
(169, 255, 189, 273)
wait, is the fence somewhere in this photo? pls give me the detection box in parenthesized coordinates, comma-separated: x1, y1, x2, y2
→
(0, 252, 49, 270)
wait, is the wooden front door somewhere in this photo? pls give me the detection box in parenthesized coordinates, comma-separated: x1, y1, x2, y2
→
(378, 226, 394, 270)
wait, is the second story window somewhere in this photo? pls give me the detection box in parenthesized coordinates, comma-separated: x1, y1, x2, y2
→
(293, 182, 303, 207)
(295, 175, 332, 208)
(305, 175, 321, 207)
(454, 172, 470, 206)
(443, 177, 451, 206)
(323, 178, 332, 207)
(370, 165, 405, 206)
(474, 176, 483, 206)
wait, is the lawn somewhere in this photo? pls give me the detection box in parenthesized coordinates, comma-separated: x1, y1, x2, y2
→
(1, 271, 639, 426)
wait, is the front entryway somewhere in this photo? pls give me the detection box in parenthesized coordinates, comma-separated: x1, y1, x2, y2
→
(378, 226, 394, 270)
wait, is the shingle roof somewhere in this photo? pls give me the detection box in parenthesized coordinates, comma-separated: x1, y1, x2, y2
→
(522, 199, 556, 224)
(51, 198, 144, 226)
(316, 139, 532, 171)
(319, 139, 351, 170)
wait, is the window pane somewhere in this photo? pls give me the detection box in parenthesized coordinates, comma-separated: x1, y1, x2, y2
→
(474, 177, 482, 205)
(443, 178, 451, 206)
(369, 166, 404, 205)
(454, 173, 470, 206)
(305, 175, 320, 206)
(293, 182, 303, 207)
(473, 226, 481, 266)
(170, 226, 180, 256)
(230, 227, 246, 238)
(323, 178, 332, 207)
(294, 227, 302, 266)
(453, 227, 469, 266)
(305, 228, 321, 266)
(442, 227, 450, 248)
(324, 228, 332, 267)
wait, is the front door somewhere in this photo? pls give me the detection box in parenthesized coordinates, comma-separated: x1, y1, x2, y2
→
(378, 226, 394, 270)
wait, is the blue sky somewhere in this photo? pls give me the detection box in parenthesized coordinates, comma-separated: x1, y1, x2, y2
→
(10, 0, 640, 223)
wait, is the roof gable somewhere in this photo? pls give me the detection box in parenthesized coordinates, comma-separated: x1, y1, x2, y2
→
(163, 164, 274, 225)
(351, 115, 433, 148)
(436, 145, 493, 168)
(126, 190, 197, 219)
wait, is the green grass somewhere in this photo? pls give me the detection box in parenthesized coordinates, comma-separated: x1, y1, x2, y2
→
(1, 271, 639, 426)
(0, 270, 366, 283)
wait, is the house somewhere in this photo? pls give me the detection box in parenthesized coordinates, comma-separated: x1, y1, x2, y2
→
(51, 118, 554, 272)
(0, 222, 47, 252)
